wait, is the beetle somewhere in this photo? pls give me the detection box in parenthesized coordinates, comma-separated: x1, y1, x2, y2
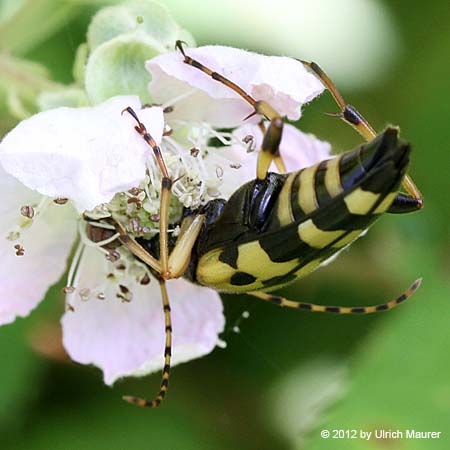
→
(87, 42, 423, 408)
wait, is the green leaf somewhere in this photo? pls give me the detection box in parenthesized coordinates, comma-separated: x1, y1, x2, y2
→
(0, 0, 79, 55)
(5, 393, 230, 450)
(0, 320, 44, 429)
(305, 246, 450, 450)
(0, 53, 61, 120)
(268, 358, 348, 448)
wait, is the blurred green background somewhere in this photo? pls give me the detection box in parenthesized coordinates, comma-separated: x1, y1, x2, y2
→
(0, 1, 448, 449)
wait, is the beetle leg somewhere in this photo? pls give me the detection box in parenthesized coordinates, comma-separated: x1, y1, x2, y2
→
(256, 113, 284, 180)
(301, 60, 423, 210)
(176, 40, 258, 112)
(166, 214, 205, 278)
(121, 107, 176, 408)
(387, 192, 424, 214)
(122, 106, 173, 277)
(120, 107, 210, 407)
(300, 61, 376, 140)
(249, 278, 421, 314)
(176, 40, 286, 179)
(114, 220, 161, 273)
(123, 278, 172, 408)
(258, 121, 286, 173)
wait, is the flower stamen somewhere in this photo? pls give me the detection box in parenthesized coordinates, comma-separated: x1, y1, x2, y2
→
(65, 242, 85, 293)
(161, 87, 197, 111)
(79, 288, 91, 301)
(53, 197, 69, 205)
(20, 205, 34, 219)
(14, 243, 25, 256)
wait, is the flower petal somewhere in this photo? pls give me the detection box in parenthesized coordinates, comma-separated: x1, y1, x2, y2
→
(61, 246, 225, 385)
(235, 122, 332, 172)
(0, 96, 164, 211)
(0, 163, 42, 236)
(204, 123, 331, 199)
(147, 45, 324, 128)
(0, 167, 77, 325)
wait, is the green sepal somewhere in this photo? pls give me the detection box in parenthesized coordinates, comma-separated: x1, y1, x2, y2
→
(85, 33, 160, 104)
(84, 0, 196, 104)
(73, 43, 89, 87)
(87, 0, 189, 53)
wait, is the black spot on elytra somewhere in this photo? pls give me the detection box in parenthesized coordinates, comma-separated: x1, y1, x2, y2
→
(218, 246, 238, 269)
(230, 272, 257, 286)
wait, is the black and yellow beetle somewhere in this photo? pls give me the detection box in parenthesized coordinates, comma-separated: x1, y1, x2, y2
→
(91, 42, 424, 408)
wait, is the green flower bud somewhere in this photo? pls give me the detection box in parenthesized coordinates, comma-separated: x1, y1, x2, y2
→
(87, 1, 189, 53)
(85, 34, 159, 104)
(83, 0, 195, 104)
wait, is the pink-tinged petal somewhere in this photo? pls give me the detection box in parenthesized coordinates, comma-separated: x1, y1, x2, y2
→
(61, 247, 225, 385)
(0, 164, 42, 236)
(147, 46, 324, 128)
(0, 169, 77, 325)
(234, 123, 332, 172)
(205, 123, 331, 199)
(0, 96, 164, 212)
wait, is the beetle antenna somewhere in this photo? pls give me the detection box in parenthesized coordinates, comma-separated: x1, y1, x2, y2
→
(249, 278, 422, 314)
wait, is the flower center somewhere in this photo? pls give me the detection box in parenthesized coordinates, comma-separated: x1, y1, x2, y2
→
(64, 110, 254, 307)
(64, 237, 151, 310)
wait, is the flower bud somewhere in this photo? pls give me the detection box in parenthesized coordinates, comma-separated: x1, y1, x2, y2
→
(84, 0, 195, 104)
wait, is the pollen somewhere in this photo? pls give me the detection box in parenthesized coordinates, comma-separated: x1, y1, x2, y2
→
(117, 284, 133, 302)
(20, 205, 34, 219)
(79, 288, 91, 301)
(53, 197, 68, 205)
(14, 244, 25, 256)
(106, 250, 121, 262)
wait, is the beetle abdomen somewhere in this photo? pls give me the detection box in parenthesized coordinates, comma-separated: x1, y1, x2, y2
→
(193, 128, 410, 293)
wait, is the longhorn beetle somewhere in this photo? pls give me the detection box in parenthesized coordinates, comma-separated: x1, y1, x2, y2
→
(92, 42, 424, 408)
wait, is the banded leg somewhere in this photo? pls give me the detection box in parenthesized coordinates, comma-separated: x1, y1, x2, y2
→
(250, 278, 422, 314)
(122, 107, 172, 277)
(121, 107, 174, 408)
(119, 216, 204, 408)
(301, 60, 423, 213)
(120, 108, 208, 408)
(123, 278, 172, 407)
(115, 220, 161, 273)
(175, 40, 286, 179)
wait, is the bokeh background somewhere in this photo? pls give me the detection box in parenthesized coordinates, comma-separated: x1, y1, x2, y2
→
(0, 1, 448, 449)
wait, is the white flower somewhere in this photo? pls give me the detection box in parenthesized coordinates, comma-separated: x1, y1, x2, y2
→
(146, 45, 329, 198)
(147, 45, 325, 128)
(0, 45, 330, 385)
(0, 96, 164, 212)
